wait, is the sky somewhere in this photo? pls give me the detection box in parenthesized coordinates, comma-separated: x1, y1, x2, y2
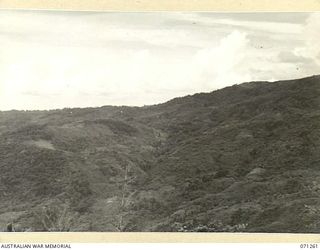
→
(0, 11, 319, 110)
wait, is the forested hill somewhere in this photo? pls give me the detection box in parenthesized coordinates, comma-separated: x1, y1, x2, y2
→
(0, 75, 319, 232)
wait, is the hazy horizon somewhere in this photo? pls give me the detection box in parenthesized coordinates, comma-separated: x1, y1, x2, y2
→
(0, 73, 319, 112)
(0, 11, 319, 111)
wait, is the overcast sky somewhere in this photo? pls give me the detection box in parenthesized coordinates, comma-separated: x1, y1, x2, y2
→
(0, 11, 319, 110)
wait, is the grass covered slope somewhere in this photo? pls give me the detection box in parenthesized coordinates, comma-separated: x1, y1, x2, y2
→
(0, 75, 319, 232)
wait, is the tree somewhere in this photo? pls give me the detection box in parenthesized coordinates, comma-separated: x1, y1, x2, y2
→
(32, 201, 78, 231)
(107, 164, 136, 231)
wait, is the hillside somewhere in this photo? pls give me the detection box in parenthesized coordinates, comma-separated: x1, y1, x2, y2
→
(0, 75, 319, 232)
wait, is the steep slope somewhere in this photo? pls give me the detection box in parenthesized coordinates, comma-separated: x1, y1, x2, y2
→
(0, 106, 161, 231)
(140, 75, 320, 232)
(0, 75, 319, 232)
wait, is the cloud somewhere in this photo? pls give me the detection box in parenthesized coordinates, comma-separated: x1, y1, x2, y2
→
(0, 11, 207, 49)
(175, 13, 303, 35)
(294, 13, 320, 65)
(0, 28, 253, 110)
(198, 12, 309, 24)
(0, 11, 318, 110)
(187, 30, 252, 90)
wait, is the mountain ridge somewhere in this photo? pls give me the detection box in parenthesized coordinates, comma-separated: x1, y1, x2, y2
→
(2, 74, 319, 113)
(0, 74, 319, 232)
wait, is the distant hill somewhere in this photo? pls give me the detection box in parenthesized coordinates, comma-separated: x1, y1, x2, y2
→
(0, 75, 319, 232)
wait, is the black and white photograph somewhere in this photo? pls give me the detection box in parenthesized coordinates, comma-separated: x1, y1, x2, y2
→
(0, 10, 319, 233)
